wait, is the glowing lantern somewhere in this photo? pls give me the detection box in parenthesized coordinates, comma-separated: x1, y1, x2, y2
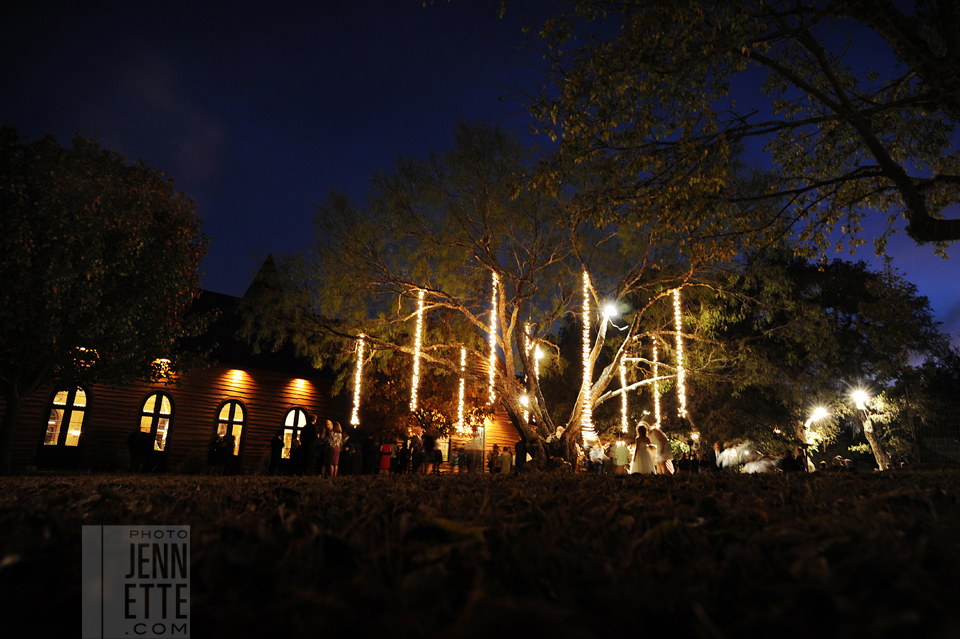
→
(351, 335, 365, 425)
(410, 289, 425, 412)
(673, 288, 687, 419)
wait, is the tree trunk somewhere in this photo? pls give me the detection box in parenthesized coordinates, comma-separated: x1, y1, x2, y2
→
(0, 390, 23, 474)
(863, 415, 892, 471)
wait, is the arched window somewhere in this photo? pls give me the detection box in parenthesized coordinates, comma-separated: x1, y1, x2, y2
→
(282, 408, 309, 459)
(139, 392, 173, 451)
(44, 388, 88, 447)
(216, 400, 245, 456)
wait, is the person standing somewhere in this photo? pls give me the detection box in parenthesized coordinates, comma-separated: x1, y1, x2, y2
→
(648, 426, 674, 475)
(300, 415, 318, 476)
(514, 438, 527, 474)
(269, 429, 283, 475)
(325, 422, 342, 477)
(630, 425, 655, 475)
(488, 444, 500, 473)
(500, 446, 514, 474)
(613, 437, 630, 474)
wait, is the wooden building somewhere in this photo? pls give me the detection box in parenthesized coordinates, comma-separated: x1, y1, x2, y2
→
(3, 269, 520, 474)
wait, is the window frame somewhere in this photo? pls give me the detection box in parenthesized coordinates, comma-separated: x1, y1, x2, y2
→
(43, 387, 89, 448)
(215, 399, 247, 457)
(281, 407, 310, 459)
(138, 391, 174, 452)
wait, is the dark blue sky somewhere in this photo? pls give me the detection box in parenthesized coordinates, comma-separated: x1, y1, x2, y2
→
(3, 0, 958, 344)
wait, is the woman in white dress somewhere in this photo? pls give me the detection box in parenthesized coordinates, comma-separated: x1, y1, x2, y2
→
(630, 425, 655, 475)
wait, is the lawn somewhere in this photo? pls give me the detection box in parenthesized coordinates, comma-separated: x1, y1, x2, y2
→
(2, 469, 958, 638)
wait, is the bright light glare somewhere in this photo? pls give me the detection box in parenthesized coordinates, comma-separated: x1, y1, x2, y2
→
(811, 407, 829, 422)
(852, 390, 870, 410)
(602, 302, 618, 320)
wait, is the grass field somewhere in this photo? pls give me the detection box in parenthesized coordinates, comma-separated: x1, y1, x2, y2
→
(2, 469, 958, 638)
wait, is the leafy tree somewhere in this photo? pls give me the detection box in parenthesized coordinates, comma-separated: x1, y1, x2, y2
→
(246, 122, 741, 466)
(0, 128, 208, 472)
(690, 250, 952, 467)
(528, 0, 960, 254)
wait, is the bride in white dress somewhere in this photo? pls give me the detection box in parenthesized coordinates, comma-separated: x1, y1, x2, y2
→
(630, 425, 655, 475)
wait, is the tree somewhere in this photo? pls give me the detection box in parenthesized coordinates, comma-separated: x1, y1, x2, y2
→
(689, 249, 952, 467)
(528, 0, 960, 254)
(246, 122, 740, 466)
(0, 127, 208, 472)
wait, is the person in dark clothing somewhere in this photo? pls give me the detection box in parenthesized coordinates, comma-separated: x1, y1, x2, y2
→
(515, 439, 527, 474)
(269, 429, 283, 475)
(397, 440, 411, 474)
(300, 414, 318, 476)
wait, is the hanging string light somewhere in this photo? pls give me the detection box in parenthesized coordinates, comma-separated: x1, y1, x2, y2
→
(673, 288, 687, 419)
(521, 325, 529, 423)
(457, 347, 466, 434)
(488, 271, 498, 405)
(410, 289, 425, 412)
(620, 358, 628, 433)
(350, 335, 365, 425)
(653, 337, 661, 429)
(581, 271, 596, 443)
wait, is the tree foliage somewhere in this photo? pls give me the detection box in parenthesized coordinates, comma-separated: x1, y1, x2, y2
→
(0, 127, 208, 471)
(529, 0, 960, 253)
(248, 122, 745, 465)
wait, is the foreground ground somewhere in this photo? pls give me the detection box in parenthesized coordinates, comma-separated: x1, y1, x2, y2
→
(1, 469, 958, 638)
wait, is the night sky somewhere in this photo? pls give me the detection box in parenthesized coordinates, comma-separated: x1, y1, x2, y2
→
(3, 1, 958, 345)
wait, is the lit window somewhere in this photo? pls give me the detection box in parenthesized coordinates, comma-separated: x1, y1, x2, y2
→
(44, 388, 87, 447)
(282, 408, 309, 459)
(139, 392, 174, 451)
(216, 400, 246, 456)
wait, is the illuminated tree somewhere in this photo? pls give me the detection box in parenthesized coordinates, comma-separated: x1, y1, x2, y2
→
(529, 0, 960, 254)
(0, 128, 208, 472)
(246, 122, 739, 466)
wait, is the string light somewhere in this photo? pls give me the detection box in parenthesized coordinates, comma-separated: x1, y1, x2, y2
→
(488, 271, 498, 405)
(653, 337, 661, 429)
(581, 271, 596, 443)
(457, 347, 466, 434)
(524, 324, 531, 424)
(620, 358, 628, 433)
(673, 288, 687, 419)
(410, 289, 424, 412)
(350, 335, 365, 425)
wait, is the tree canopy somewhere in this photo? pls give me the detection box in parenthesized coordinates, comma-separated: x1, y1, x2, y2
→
(248, 122, 748, 465)
(529, 0, 960, 253)
(0, 127, 208, 471)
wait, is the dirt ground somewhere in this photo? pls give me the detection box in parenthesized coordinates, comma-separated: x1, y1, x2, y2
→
(1, 469, 958, 638)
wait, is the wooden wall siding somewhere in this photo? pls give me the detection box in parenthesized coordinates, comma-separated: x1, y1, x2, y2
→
(444, 409, 521, 472)
(3, 365, 353, 473)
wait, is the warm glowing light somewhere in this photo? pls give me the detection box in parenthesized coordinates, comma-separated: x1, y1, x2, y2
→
(457, 347, 466, 433)
(520, 394, 530, 408)
(581, 271, 595, 443)
(488, 272, 498, 405)
(602, 302, 618, 320)
(673, 288, 687, 419)
(153, 358, 172, 376)
(652, 338, 661, 428)
(351, 335, 365, 425)
(228, 369, 246, 385)
(524, 324, 531, 424)
(620, 359, 628, 433)
(691, 432, 699, 441)
(811, 407, 829, 422)
(410, 289, 425, 412)
(852, 390, 870, 410)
